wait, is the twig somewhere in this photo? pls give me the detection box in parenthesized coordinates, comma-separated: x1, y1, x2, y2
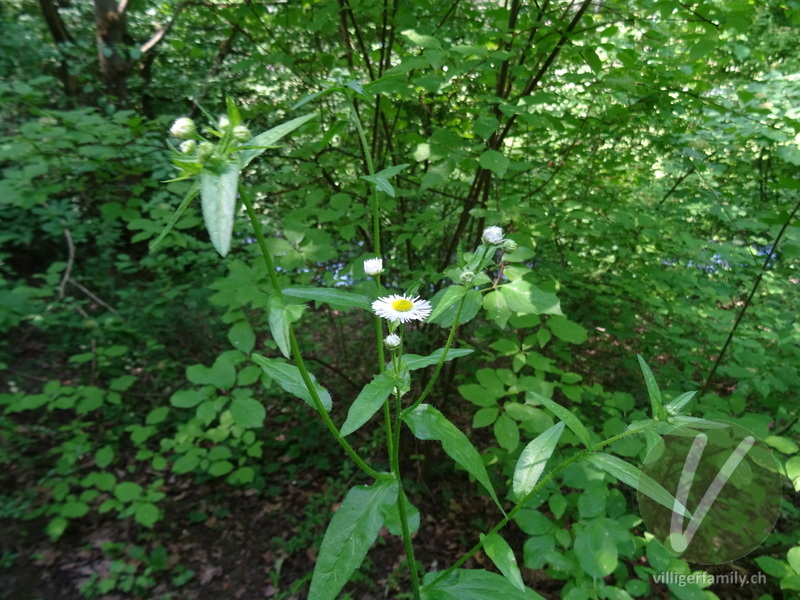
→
(58, 228, 76, 300)
(68, 280, 121, 317)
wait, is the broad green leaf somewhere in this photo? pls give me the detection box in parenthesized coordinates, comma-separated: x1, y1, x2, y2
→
(494, 413, 520, 451)
(513, 422, 565, 499)
(170, 389, 205, 408)
(584, 453, 691, 518)
(282, 286, 371, 310)
(229, 396, 265, 428)
(479, 149, 510, 178)
(401, 29, 442, 49)
(427, 285, 467, 323)
(421, 569, 543, 599)
(428, 288, 482, 326)
(238, 113, 317, 168)
(383, 490, 420, 536)
(527, 391, 591, 447)
(473, 406, 499, 428)
(268, 296, 304, 358)
(95, 445, 115, 468)
(574, 519, 617, 579)
(483, 290, 511, 329)
(114, 481, 142, 503)
(405, 404, 504, 514)
(148, 180, 199, 251)
(637, 355, 665, 420)
(134, 502, 160, 527)
(252, 354, 332, 412)
(340, 372, 398, 436)
(499, 281, 562, 315)
(61, 501, 90, 518)
(582, 48, 602, 73)
(308, 479, 398, 600)
(199, 162, 239, 257)
(546, 316, 587, 344)
(228, 320, 255, 354)
(402, 348, 473, 370)
(482, 533, 525, 591)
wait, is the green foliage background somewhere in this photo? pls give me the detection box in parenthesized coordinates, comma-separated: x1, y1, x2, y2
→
(1, 0, 799, 598)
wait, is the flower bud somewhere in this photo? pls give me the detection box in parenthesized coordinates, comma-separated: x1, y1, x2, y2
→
(384, 333, 401, 350)
(364, 258, 384, 276)
(197, 141, 214, 163)
(170, 117, 196, 140)
(218, 115, 230, 130)
(179, 140, 196, 154)
(502, 239, 518, 253)
(482, 226, 504, 245)
(460, 271, 475, 285)
(233, 125, 251, 141)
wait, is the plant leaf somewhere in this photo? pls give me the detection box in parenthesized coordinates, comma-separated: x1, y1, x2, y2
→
(405, 404, 504, 514)
(282, 286, 372, 310)
(637, 355, 665, 419)
(200, 163, 239, 257)
(421, 569, 543, 599)
(401, 348, 473, 371)
(427, 285, 467, 323)
(340, 372, 399, 436)
(308, 479, 398, 600)
(512, 422, 565, 499)
(252, 354, 332, 412)
(149, 180, 200, 251)
(526, 391, 591, 447)
(238, 113, 317, 168)
(482, 532, 525, 591)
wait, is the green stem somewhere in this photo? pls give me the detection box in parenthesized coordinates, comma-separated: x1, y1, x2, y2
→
(427, 420, 659, 587)
(241, 187, 389, 481)
(346, 95, 381, 256)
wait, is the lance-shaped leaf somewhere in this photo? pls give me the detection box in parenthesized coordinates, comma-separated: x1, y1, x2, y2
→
(421, 569, 544, 600)
(666, 391, 697, 416)
(405, 404, 504, 514)
(149, 180, 200, 251)
(512, 422, 565, 500)
(401, 348, 473, 371)
(427, 285, 467, 323)
(526, 391, 591, 448)
(309, 479, 398, 600)
(238, 113, 317, 169)
(200, 163, 239, 257)
(252, 354, 332, 412)
(267, 296, 304, 358)
(482, 532, 525, 591)
(637, 355, 665, 420)
(282, 286, 371, 310)
(584, 453, 692, 518)
(340, 372, 399, 436)
(360, 163, 410, 198)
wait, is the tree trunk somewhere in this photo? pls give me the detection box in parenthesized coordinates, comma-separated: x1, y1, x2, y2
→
(93, 0, 129, 102)
(38, 0, 80, 100)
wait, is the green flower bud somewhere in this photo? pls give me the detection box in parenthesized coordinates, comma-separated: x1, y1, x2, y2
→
(197, 141, 214, 163)
(460, 271, 475, 284)
(503, 239, 518, 253)
(179, 140, 196, 154)
(233, 125, 251, 142)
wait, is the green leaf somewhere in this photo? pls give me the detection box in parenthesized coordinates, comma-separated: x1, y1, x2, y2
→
(482, 533, 525, 591)
(574, 519, 617, 579)
(546, 316, 587, 344)
(666, 391, 697, 415)
(282, 286, 371, 310)
(427, 285, 467, 323)
(473, 407, 499, 428)
(494, 413, 520, 452)
(513, 422, 565, 499)
(149, 181, 200, 252)
(114, 482, 143, 503)
(252, 353, 332, 412)
(483, 290, 511, 329)
(582, 47, 602, 73)
(267, 296, 303, 358)
(383, 491, 420, 536)
(238, 113, 317, 168)
(402, 348, 473, 370)
(360, 163, 411, 198)
(405, 404, 504, 514)
(421, 569, 543, 599)
(527, 391, 591, 448)
(637, 355, 665, 420)
(401, 29, 442, 49)
(228, 320, 255, 354)
(584, 453, 691, 518)
(230, 396, 266, 428)
(308, 479, 398, 600)
(170, 389, 205, 408)
(200, 162, 239, 257)
(479, 150, 510, 179)
(499, 281, 562, 315)
(341, 372, 398, 436)
(134, 502, 160, 527)
(61, 501, 90, 519)
(95, 445, 115, 468)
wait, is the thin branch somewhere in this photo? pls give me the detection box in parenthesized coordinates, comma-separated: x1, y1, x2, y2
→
(139, 0, 190, 55)
(68, 280, 121, 317)
(58, 229, 76, 301)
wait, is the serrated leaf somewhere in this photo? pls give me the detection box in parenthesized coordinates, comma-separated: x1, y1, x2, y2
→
(308, 479, 398, 600)
(252, 353, 332, 412)
(200, 163, 239, 257)
(527, 391, 591, 448)
(282, 286, 371, 310)
(230, 397, 266, 428)
(341, 372, 398, 436)
(405, 404, 504, 514)
(482, 533, 525, 591)
(513, 422, 565, 499)
(421, 569, 543, 599)
(584, 453, 691, 518)
(238, 113, 317, 168)
(637, 355, 665, 419)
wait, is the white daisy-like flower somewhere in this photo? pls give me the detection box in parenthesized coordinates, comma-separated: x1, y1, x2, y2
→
(170, 117, 196, 140)
(482, 226, 504, 245)
(372, 294, 432, 323)
(384, 333, 401, 349)
(364, 258, 384, 276)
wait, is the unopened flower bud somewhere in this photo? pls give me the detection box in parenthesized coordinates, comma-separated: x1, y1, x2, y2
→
(460, 271, 475, 284)
(179, 140, 196, 154)
(364, 258, 384, 276)
(503, 239, 518, 253)
(197, 141, 214, 163)
(218, 116, 230, 130)
(170, 117, 196, 140)
(482, 226, 504, 245)
(384, 333, 401, 349)
(233, 125, 251, 141)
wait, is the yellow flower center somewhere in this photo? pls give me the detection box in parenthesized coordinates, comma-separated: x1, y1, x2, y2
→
(392, 299, 414, 312)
